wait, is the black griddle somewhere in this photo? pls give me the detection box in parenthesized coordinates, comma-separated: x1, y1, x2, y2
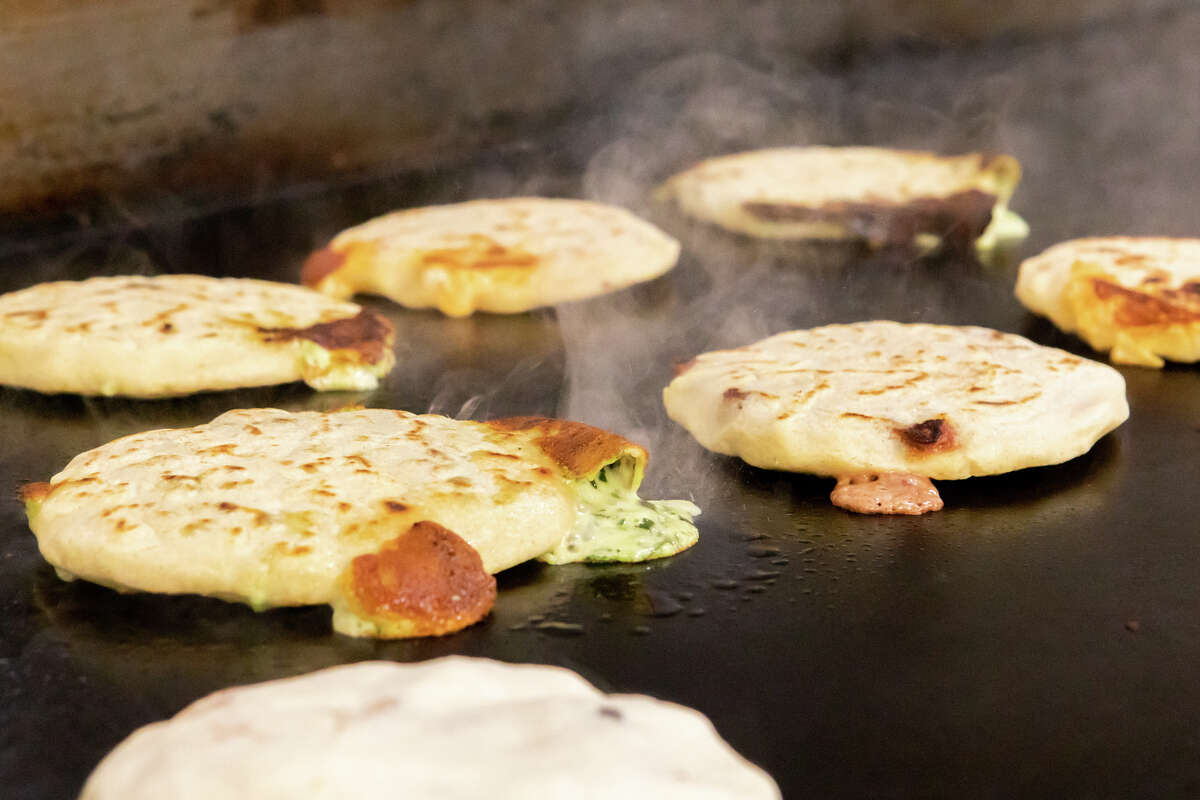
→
(5, 10, 1200, 798)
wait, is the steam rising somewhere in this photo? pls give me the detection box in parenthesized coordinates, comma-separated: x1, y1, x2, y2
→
(549, 8, 1200, 500)
(4, 7, 1199, 503)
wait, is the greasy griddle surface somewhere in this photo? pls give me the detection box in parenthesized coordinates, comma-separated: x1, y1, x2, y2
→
(6, 57, 1200, 800)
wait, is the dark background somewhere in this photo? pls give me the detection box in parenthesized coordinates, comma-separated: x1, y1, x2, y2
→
(3, 2, 1200, 798)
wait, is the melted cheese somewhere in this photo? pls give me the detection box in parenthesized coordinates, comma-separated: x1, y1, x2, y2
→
(975, 206, 1030, 253)
(540, 459, 700, 564)
(296, 340, 389, 391)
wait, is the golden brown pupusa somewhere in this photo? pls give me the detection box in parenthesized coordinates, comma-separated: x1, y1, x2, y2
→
(1016, 236, 1200, 367)
(0, 275, 395, 396)
(301, 197, 681, 316)
(23, 408, 695, 638)
(664, 322, 1128, 482)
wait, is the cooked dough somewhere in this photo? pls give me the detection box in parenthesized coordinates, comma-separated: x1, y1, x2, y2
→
(22, 408, 698, 638)
(301, 197, 681, 316)
(1015, 236, 1200, 367)
(0, 275, 395, 396)
(80, 658, 781, 800)
(657, 146, 1026, 249)
(663, 322, 1127, 481)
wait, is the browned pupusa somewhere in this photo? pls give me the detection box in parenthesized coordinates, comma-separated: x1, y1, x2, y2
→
(657, 147, 1024, 250)
(1015, 237, 1200, 367)
(0, 275, 395, 396)
(22, 408, 679, 638)
(664, 321, 1130, 512)
(301, 197, 681, 316)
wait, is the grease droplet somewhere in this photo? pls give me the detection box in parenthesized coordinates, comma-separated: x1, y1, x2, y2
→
(745, 569, 781, 582)
(644, 590, 684, 617)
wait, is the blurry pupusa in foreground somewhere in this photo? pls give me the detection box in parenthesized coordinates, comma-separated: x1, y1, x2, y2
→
(80, 657, 781, 799)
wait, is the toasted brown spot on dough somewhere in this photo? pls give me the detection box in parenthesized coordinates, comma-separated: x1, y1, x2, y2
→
(419, 234, 539, 271)
(723, 387, 748, 402)
(383, 500, 409, 513)
(896, 418, 957, 453)
(4, 309, 48, 322)
(301, 246, 346, 287)
(19, 482, 52, 503)
(1091, 278, 1200, 326)
(485, 416, 643, 479)
(260, 309, 394, 365)
(830, 473, 944, 515)
(673, 358, 698, 377)
(340, 520, 496, 637)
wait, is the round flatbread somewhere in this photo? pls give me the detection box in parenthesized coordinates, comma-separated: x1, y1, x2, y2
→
(663, 321, 1128, 481)
(1015, 236, 1200, 367)
(301, 197, 681, 316)
(657, 147, 1026, 249)
(80, 657, 781, 800)
(22, 408, 699, 638)
(0, 275, 395, 397)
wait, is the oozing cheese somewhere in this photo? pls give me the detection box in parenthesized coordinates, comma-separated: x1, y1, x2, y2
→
(540, 459, 700, 564)
(296, 340, 390, 391)
(975, 206, 1030, 253)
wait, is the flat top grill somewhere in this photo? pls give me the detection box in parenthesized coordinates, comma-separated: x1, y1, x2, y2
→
(4, 9, 1200, 798)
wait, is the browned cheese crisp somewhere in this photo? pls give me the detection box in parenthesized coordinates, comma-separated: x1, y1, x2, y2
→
(830, 473, 944, 515)
(337, 520, 497, 638)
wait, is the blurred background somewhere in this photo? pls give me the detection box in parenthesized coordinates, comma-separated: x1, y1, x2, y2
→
(1, 0, 1196, 246)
